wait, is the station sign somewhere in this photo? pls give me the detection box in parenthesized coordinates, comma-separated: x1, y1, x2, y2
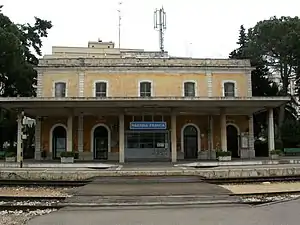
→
(129, 121, 167, 130)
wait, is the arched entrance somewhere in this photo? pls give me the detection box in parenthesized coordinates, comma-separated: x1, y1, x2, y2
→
(183, 125, 199, 159)
(92, 125, 109, 160)
(227, 124, 239, 158)
(52, 125, 67, 159)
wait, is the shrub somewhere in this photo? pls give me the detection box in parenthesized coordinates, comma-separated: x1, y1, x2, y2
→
(216, 151, 232, 157)
(5, 151, 16, 158)
(60, 151, 76, 158)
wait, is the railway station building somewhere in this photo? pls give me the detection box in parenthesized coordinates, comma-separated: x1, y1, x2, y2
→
(0, 40, 290, 162)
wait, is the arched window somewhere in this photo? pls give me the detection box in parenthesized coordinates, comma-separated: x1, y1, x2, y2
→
(184, 81, 196, 97)
(223, 81, 236, 97)
(139, 81, 152, 97)
(54, 82, 67, 97)
(94, 81, 108, 97)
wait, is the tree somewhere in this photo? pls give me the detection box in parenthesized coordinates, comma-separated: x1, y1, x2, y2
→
(0, 6, 52, 97)
(0, 5, 52, 150)
(247, 16, 300, 138)
(281, 119, 300, 147)
(229, 25, 280, 139)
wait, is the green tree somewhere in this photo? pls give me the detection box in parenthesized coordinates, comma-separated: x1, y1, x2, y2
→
(247, 16, 300, 138)
(0, 5, 52, 150)
(229, 25, 280, 139)
(281, 119, 300, 147)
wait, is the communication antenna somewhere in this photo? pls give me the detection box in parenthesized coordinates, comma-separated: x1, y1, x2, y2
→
(154, 6, 167, 54)
(117, 2, 122, 49)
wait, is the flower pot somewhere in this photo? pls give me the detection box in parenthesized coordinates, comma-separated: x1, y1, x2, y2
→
(218, 156, 231, 161)
(270, 154, 279, 160)
(5, 157, 16, 162)
(61, 157, 74, 163)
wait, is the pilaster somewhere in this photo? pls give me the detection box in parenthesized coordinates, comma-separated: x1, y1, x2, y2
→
(171, 114, 177, 162)
(220, 109, 227, 152)
(119, 114, 125, 163)
(17, 114, 22, 163)
(78, 114, 84, 152)
(37, 72, 43, 97)
(247, 70, 252, 97)
(34, 117, 42, 160)
(78, 71, 85, 97)
(268, 108, 275, 152)
(67, 116, 73, 152)
(206, 71, 212, 97)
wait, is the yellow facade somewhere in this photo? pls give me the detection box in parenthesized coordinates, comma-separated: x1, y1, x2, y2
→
(41, 71, 248, 98)
(40, 115, 249, 156)
(42, 72, 79, 97)
(36, 56, 253, 161)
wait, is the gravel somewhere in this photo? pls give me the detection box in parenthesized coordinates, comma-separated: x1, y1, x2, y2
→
(241, 194, 300, 203)
(0, 186, 74, 197)
(0, 209, 57, 225)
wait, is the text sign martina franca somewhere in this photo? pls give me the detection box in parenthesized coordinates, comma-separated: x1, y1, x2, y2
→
(129, 122, 167, 130)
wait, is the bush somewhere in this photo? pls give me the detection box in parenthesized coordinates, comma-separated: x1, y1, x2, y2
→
(60, 151, 76, 158)
(216, 151, 232, 157)
(270, 149, 283, 156)
(5, 151, 16, 157)
(281, 119, 300, 147)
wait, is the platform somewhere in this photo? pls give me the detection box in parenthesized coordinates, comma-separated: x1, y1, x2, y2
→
(2, 164, 300, 181)
(2, 157, 300, 169)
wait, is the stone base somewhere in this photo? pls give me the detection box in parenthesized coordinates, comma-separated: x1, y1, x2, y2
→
(5, 157, 16, 162)
(240, 149, 255, 159)
(271, 154, 279, 160)
(218, 156, 231, 161)
(34, 151, 41, 160)
(61, 157, 74, 163)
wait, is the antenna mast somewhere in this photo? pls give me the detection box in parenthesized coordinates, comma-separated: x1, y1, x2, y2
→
(154, 6, 167, 55)
(118, 2, 122, 49)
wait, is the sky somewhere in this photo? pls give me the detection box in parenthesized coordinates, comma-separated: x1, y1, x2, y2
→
(2, 0, 300, 58)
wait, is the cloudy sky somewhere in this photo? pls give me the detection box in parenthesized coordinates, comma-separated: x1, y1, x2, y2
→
(2, 0, 299, 58)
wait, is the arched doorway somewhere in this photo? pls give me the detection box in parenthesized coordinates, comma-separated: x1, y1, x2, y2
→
(52, 126, 67, 159)
(93, 126, 109, 160)
(183, 125, 198, 159)
(227, 124, 239, 158)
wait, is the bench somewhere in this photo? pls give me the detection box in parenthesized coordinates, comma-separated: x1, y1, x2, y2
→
(284, 148, 300, 156)
(0, 151, 5, 159)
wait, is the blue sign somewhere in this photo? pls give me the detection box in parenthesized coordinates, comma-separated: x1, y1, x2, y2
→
(130, 122, 167, 130)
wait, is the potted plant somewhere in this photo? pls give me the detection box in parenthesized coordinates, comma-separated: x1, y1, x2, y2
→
(216, 151, 232, 161)
(60, 151, 75, 163)
(270, 149, 282, 160)
(5, 151, 16, 162)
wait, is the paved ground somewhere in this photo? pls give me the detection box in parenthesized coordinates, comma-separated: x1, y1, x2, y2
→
(66, 176, 237, 204)
(75, 177, 231, 196)
(27, 198, 300, 225)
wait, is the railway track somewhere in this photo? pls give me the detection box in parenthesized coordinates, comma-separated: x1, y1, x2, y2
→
(0, 191, 298, 211)
(2, 175, 300, 187)
(204, 175, 300, 184)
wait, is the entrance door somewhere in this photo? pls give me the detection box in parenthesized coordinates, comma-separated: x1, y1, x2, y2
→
(227, 125, 239, 158)
(93, 126, 108, 160)
(183, 125, 198, 159)
(52, 126, 67, 159)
